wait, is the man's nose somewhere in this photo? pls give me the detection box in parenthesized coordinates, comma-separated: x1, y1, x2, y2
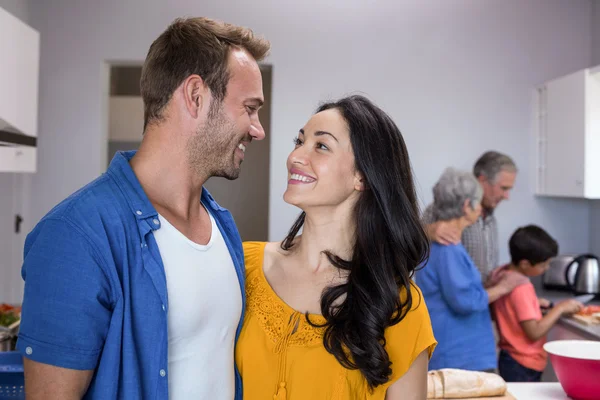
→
(250, 115, 265, 141)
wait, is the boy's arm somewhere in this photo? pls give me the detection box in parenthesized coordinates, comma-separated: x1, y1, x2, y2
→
(520, 299, 584, 341)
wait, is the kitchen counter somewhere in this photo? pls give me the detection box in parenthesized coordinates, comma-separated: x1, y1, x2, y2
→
(536, 288, 600, 341)
(506, 383, 569, 400)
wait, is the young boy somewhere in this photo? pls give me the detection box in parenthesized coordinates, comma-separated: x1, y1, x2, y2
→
(491, 225, 584, 382)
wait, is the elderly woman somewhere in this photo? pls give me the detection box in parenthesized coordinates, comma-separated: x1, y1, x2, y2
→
(416, 168, 521, 372)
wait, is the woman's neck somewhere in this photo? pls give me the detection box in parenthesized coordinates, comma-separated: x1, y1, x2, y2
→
(291, 207, 356, 273)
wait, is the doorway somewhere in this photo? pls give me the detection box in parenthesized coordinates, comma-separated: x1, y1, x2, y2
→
(106, 64, 272, 241)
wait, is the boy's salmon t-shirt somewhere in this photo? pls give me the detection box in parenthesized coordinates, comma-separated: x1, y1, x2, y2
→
(492, 281, 547, 372)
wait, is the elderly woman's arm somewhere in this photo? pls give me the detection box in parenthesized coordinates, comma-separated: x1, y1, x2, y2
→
(437, 246, 497, 314)
(486, 280, 515, 303)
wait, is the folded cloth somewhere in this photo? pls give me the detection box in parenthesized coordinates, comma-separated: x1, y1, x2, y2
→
(427, 369, 507, 399)
(484, 264, 529, 289)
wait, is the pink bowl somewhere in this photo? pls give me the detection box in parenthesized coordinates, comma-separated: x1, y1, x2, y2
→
(543, 340, 600, 400)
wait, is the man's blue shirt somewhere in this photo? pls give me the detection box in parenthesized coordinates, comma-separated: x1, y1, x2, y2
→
(17, 150, 246, 399)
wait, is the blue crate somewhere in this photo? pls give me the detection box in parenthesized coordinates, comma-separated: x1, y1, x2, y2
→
(0, 352, 24, 400)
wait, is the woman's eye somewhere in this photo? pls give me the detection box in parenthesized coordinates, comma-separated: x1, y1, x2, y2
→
(317, 143, 329, 151)
(293, 137, 303, 146)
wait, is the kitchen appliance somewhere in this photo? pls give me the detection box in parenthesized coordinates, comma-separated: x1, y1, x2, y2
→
(0, 331, 11, 353)
(543, 254, 579, 290)
(544, 340, 600, 400)
(0, 320, 19, 353)
(565, 254, 600, 295)
(574, 294, 596, 304)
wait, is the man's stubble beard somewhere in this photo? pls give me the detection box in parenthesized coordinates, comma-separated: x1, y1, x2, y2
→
(187, 106, 240, 181)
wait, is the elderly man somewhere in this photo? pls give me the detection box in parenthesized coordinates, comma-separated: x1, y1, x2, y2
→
(17, 17, 270, 400)
(424, 151, 517, 282)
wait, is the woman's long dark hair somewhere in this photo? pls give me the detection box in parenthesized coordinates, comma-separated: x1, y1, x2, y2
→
(281, 95, 429, 389)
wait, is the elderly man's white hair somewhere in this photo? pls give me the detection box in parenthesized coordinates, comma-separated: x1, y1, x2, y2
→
(430, 167, 483, 222)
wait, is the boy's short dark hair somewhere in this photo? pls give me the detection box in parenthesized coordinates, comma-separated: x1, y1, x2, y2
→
(509, 225, 558, 265)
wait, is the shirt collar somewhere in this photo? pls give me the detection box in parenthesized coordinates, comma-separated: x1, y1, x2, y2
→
(481, 207, 495, 222)
(106, 150, 224, 220)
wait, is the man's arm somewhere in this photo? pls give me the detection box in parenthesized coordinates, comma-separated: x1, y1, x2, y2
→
(17, 218, 113, 399)
(24, 359, 94, 400)
(520, 299, 583, 341)
(385, 350, 428, 400)
(424, 221, 461, 245)
(421, 205, 461, 245)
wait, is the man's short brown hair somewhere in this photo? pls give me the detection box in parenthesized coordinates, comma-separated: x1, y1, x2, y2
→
(140, 17, 270, 129)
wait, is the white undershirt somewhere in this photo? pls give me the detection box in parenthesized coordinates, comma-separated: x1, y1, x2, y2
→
(154, 207, 242, 400)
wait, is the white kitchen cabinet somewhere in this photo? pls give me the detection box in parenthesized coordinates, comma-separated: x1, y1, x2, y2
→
(0, 147, 36, 173)
(536, 66, 600, 199)
(0, 6, 40, 172)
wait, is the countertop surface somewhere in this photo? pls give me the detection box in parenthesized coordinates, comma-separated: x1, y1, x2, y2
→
(535, 288, 600, 340)
(506, 383, 570, 400)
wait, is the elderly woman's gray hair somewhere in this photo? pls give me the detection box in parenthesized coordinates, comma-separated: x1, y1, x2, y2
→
(430, 167, 483, 222)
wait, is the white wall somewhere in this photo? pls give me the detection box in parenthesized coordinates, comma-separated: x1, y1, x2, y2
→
(590, 0, 600, 256)
(27, 0, 594, 269)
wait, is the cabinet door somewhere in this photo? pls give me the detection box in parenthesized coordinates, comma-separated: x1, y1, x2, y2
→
(0, 7, 40, 138)
(584, 71, 600, 198)
(541, 71, 586, 197)
(0, 147, 36, 173)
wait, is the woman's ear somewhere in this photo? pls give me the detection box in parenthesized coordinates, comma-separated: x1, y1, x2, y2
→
(354, 173, 366, 191)
(462, 198, 472, 214)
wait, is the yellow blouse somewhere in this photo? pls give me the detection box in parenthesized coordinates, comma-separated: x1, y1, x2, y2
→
(235, 242, 437, 400)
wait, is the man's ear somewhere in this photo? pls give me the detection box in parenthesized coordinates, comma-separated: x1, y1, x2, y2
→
(182, 74, 207, 119)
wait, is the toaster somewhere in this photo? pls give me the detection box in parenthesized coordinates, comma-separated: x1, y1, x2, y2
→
(543, 254, 579, 290)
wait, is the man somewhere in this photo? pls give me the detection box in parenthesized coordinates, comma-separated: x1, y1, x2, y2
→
(16, 17, 270, 400)
(425, 151, 517, 282)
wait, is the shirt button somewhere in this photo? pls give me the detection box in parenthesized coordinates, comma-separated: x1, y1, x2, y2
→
(25, 347, 33, 355)
(153, 219, 159, 226)
(160, 369, 166, 377)
(162, 304, 166, 311)
(136, 210, 142, 215)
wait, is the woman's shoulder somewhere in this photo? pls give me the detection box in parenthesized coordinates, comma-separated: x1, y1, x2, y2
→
(395, 283, 430, 326)
(429, 242, 471, 262)
(243, 241, 282, 273)
(384, 284, 434, 343)
(430, 241, 465, 253)
(370, 283, 436, 395)
(242, 241, 266, 272)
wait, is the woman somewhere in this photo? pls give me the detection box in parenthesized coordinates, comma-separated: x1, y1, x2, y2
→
(415, 168, 522, 372)
(235, 95, 437, 399)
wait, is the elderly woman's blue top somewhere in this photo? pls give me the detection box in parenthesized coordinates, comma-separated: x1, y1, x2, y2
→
(416, 242, 497, 371)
